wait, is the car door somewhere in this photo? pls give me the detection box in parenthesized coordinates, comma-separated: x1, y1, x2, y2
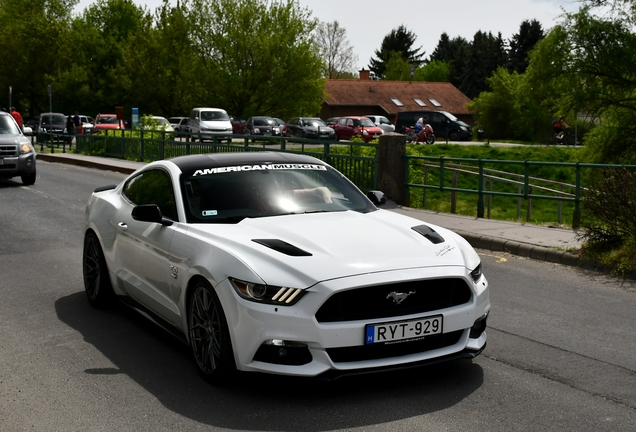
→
(287, 118, 299, 137)
(114, 168, 181, 324)
(336, 118, 353, 140)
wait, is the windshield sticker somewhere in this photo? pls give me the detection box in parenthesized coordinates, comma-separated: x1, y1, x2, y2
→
(193, 164, 327, 176)
(202, 210, 218, 216)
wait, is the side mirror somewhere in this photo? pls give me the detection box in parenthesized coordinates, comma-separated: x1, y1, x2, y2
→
(132, 204, 173, 226)
(366, 190, 387, 206)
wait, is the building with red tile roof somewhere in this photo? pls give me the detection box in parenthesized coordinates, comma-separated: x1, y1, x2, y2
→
(320, 69, 474, 126)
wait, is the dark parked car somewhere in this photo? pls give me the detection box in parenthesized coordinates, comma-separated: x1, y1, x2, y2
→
(37, 112, 67, 142)
(244, 116, 281, 141)
(394, 110, 472, 141)
(284, 117, 336, 140)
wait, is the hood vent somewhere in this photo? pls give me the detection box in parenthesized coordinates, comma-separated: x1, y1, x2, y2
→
(252, 239, 312, 256)
(411, 225, 445, 244)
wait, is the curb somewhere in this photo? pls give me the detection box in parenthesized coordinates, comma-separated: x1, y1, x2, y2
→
(37, 153, 138, 175)
(456, 231, 580, 267)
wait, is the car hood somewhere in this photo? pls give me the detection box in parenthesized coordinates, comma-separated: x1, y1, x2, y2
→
(185, 209, 478, 287)
(0, 134, 30, 144)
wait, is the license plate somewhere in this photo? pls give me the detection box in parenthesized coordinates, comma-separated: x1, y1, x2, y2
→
(365, 315, 443, 345)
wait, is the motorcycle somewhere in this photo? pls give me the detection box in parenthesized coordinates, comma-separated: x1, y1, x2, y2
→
(405, 124, 435, 144)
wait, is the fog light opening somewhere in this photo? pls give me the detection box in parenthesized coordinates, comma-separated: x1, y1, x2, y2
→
(254, 340, 312, 366)
(470, 312, 489, 339)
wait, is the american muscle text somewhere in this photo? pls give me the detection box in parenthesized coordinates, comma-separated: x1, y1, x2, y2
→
(193, 164, 327, 176)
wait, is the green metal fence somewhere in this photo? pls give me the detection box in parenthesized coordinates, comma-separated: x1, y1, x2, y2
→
(406, 155, 636, 228)
(68, 130, 379, 192)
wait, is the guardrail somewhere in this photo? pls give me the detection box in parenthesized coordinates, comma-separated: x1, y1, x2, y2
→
(406, 156, 636, 228)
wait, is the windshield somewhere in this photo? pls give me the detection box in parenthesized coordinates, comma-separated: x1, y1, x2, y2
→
(180, 163, 376, 223)
(97, 116, 119, 124)
(441, 111, 458, 121)
(0, 116, 22, 134)
(201, 111, 230, 121)
(253, 118, 276, 126)
(40, 114, 66, 127)
(354, 118, 376, 127)
(304, 119, 326, 127)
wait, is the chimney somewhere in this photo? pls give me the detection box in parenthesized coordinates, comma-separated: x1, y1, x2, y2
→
(359, 69, 371, 81)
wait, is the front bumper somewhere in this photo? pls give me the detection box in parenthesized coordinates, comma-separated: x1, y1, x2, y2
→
(0, 152, 36, 178)
(216, 266, 490, 377)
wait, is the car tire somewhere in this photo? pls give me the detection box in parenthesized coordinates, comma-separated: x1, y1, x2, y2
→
(21, 170, 36, 185)
(187, 280, 235, 384)
(448, 130, 460, 141)
(82, 231, 114, 308)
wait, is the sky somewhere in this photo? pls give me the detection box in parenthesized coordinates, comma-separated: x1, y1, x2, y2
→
(74, 0, 581, 71)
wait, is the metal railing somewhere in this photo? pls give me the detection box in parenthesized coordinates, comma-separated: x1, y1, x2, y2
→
(406, 156, 636, 228)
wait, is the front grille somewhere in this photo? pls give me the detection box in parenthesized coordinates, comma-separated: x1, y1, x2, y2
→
(315, 278, 472, 323)
(327, 329, 464, 363)
(0, 145, 18, 157)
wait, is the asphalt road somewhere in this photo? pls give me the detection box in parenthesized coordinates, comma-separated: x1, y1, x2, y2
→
(1, 161, 635, 431)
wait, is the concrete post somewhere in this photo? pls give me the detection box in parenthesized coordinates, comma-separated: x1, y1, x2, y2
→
(377, 132, 409, 206)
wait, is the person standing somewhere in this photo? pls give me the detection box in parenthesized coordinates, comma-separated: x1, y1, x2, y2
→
(10, 107, 23, 131)
(66, 115, 76, 145)
(73, 111, 82, 134)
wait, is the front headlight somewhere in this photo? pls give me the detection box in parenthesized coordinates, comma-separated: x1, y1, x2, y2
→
(470, 263, 482, 282)
(461, 126, 468, 131)
(20, 143, 34, 154)
(253, 127, 261, 134)
(230, 278, 305, 305)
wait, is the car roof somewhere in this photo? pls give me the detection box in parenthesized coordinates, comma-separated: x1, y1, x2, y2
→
(168, 151, 325, 173)
(97, 113, 117, 117)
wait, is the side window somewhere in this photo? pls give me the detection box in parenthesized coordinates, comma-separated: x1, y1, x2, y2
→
(123, 169, 178, 221)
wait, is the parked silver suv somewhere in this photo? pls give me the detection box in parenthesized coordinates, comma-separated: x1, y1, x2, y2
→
(0, 112, 37, 185)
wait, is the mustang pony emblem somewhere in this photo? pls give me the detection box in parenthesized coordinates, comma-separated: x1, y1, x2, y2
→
(386, 291, 416, 305)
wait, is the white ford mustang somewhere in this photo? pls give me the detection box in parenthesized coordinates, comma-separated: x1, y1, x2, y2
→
(83, 151, 490, 383)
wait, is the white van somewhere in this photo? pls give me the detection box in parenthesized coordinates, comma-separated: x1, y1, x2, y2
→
(188, 107, 233, 142)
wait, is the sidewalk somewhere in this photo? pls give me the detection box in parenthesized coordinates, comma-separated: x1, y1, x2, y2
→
(36, 151, 582, 267)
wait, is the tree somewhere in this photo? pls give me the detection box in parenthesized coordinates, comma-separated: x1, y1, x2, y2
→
(115, 0, 199, 116)
(0, 0, 76, 117)
(68, 0, 150, 114)
(428, 33, 470, 89)
(458, 31, 507, 99)
(186, 0, 324, 119)
(526, 1, 636, 163)
(313, 20, 358, 79)
(508, 19, 545, 74)
(383, 52, 412, 81)
(413, 60, 451, 82)
(368, 25, 424, 79)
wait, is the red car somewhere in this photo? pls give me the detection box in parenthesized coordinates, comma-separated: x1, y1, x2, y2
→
(333, 116, 384, 142)
(92, 114, 125, 133)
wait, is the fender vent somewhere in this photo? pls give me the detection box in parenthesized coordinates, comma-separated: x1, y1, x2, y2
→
(252, 239, 312, 256)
